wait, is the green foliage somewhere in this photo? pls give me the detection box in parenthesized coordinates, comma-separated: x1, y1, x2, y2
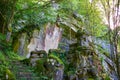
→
(0, 0, 116, 79)
(0, 51, 5, 62)
(88, 78, 94, 80)
(0, 51, 8, 66)
(58, 0, 107, 38)
(0, 66, 15, 80)
(35, 59, 46, 74)
(6, 69, 16, 80)
(0, 33, 6, 41)
(0, 51, 15, 80)
(6, 51, 24, 60)
(20, 58, 30, 65)
(0, 33, 12, 52)
(13, 0, 57, 32)
(0, 64, 6, 79)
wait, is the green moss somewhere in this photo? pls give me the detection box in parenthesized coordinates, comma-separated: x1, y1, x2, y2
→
(24, 41, 29, 56)
(88, 78, 94, 80)
(8, 26, 12, 32)
(101, 73, 110, 80)
(13, 41, 20, 53)
(48, 54, 64, 65)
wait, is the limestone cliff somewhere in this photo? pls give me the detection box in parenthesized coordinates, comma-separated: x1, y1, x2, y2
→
(13, 23, 62, 57)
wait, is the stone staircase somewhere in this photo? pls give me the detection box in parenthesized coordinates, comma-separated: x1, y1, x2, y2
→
(10, 60, 41, 80)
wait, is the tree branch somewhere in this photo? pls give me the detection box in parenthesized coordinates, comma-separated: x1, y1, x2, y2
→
(15, 1, 51, 14)
(0, 11, 6, 20)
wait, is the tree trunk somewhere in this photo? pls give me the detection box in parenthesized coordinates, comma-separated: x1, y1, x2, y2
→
(0, 12, 5, 34)
(5, 0, 17, 42)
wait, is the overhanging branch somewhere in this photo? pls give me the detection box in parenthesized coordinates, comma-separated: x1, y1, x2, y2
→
(15, 1, 51, 14)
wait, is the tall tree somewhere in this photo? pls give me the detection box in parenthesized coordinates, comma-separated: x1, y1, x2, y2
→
(100, 0, 120, 78)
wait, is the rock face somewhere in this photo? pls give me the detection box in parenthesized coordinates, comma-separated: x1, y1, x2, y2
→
(13, 23, 62, 57)
(30, 50, 47, 66)
(27, 23, 62, 58)
(27, 49, 64, 79)
(18, 33, 28, 56)
(53, 64, 64, 80)
(13, 33, 29, 56)
(64, 30, 107, 80)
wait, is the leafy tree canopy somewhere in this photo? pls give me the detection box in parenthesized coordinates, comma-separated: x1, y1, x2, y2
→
(0, 0, 108, 37)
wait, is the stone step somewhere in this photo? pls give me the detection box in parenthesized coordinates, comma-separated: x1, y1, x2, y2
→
(17, 72, 33, 77)
(17, 68, 34, 72)
(14, 66, 32, 71)
(18, 77, 40, 80)
(10, 61, 40, 80)
(11, 61, 21, 65)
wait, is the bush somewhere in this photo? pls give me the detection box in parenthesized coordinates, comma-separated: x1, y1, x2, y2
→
(6, 51, 24, 60)
(0, 65, 16, 80)
(0, 51, 6, 65)
(6, 69, 16, 80)
(0, 51, 5, 61)
(0, 33, 6, 41)
(0, 65, 6, 79)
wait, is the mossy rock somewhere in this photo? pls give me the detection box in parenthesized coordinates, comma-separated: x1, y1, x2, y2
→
(76, 30, 85, 38)
(31, 50, 47, 55)
(76, 46, 87, 51)
(13, 40, 20, 53)
(88, 78, 94, 80)
(31, 50, 47, 58)
(101, 73, 110, 80)
(37, 50, 47, 57)
(8, 26, 12, 32)
(69, 43, 78, 48)
(48, 54, 64, 65)
(49, 49, 63, 54)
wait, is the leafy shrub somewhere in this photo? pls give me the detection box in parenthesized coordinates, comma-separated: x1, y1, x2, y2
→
(0, 33, 6, 41)
(0, 65, 6, 79)
(6, 68, 16, 80)
(0, 51, 6, 65)
(6, 51, 24, 60)
(0, 65, 16, 80)
(0, 51, 5, 61)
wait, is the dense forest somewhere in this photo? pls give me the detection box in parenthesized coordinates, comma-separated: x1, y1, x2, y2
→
(0, 0, 120, 80)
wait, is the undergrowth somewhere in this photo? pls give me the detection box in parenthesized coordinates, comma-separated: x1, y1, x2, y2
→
(0, 33, 24, 79)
